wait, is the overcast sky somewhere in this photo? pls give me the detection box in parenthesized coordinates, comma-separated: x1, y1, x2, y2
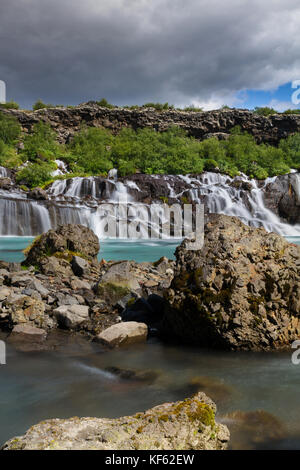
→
(1, 0, 300, 110)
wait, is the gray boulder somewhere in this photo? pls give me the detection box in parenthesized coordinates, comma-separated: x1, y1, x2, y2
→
(2, 392, 229, 450)
(163, 213, 300, 350)
(53, 305, 89, 329)
(95, 321, 148, 348)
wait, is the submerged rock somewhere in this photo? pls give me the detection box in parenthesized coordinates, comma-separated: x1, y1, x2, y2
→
(105, 366, 160, 384)
(2, 392, 229, 450)
(162, 213, 300, 350)
(221, 409, 286, 450)
(177, 376, 234, 405)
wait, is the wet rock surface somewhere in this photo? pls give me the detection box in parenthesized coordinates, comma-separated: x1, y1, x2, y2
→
(162, 213, 300, 350)
(2, 392, 229, 450)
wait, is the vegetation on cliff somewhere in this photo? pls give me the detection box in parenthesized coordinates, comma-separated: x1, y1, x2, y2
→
(1, 110, 300, 188)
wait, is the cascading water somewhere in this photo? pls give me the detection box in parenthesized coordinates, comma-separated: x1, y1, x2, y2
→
(178, 172, 300, 236)
(0, 170, 299, 237)
(0, 166, 8, 178)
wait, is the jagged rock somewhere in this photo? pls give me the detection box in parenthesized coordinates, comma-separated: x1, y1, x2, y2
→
(23, 224, 100, 268)
(5, 294, 47, 327)
(263, 173, 300, 224)
(0, 287, 11, 301)
(4, 104, 300, 145)
(70, 278, 91, 290)
(162, 213, 300, 350)
(121, 294, 165, 327)
(2, 392, 229, 450)
(9, 324, 47, 343)
(95, 321, 148, 348)
(53, 305, 89, 329)
(71, 255, 90, 277)
(0, 177, 12, 190)
(39, 256, 73, 277)
(27, 187, 48, 200)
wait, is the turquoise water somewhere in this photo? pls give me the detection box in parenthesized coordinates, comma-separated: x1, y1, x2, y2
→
(0, 237, 180, 263)
(0, 236, 299, 264)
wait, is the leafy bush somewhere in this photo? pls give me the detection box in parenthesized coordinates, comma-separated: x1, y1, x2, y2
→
(0, 101, 20, 110)
(204, 158, 218, 171)
(253, 107, 277, 116)
(21, 122, 59, 162)
(66, 126, 113, 174)
(142, 102, 174, 111)
(16, 161, 56, 188)
(282, 109, 300, 115)
(96, 98, 115, 109)
(33, 100, 55, 111)
(0, 140, 22, 168)
(182, 105, 203, 112)
(0, 112, 21, 145)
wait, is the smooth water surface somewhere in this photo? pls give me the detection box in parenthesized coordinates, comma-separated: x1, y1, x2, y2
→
(1, 336, 300, 449)
(0, 237, 180, 263)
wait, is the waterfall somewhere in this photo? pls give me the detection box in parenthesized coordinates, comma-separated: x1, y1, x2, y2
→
(0, 167, 8, 178)
(0, 198, 51, 236)
(0, 171, 300, 237)
(178, 172, 300, 236)
(292, 173, 300, 203)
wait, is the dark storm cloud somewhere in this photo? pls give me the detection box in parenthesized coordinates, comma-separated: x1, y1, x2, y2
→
(1, 0, 300, 109)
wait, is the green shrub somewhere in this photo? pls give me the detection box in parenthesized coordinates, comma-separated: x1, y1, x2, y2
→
(253, 107, 277, 116)
(66, 126, 113, 174)
(0, 112, 21, 145)
(182, 105, 203, 112)
(33, 100, 54, 111)
(96, 98, 115, 109)
(0, 101, 20, 110)
(204, 158, 218, 171)
(16, 161, 56, 188)
(0, 140, 22, 168)
(142, 102, 174, 111)
(21, 122, 59, 162)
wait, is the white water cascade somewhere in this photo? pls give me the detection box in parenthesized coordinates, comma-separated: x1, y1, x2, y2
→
(0, 167, 8, 178)
(0, 171, 299, 237)
(178, 172, 300, 236)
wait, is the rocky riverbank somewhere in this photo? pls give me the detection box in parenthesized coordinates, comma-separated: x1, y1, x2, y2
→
(1, 217, 299, 450)
(0, 223, 174, 350)
(4, 104, 300, 145)
(2, 392, 229, 450)
(1, 216, 299, 352)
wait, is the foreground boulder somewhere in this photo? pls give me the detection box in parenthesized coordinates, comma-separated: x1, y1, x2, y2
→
(2, 392, 229, 450)
(163, 214, 300, 350)
(95, 321, 148, 348)
(23, 224, 100, 269)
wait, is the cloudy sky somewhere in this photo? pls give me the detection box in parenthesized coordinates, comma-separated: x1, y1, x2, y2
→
(1, 0, 300, 110)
